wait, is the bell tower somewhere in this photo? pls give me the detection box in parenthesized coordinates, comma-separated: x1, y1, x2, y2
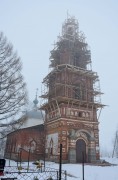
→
(40, 16, 104, 163)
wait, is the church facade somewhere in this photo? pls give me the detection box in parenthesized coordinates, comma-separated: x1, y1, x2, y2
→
(5, 124, 44, 161)
(40, 16, 104, 163)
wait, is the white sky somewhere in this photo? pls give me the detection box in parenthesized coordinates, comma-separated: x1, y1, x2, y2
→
(0, 0, 118, 152)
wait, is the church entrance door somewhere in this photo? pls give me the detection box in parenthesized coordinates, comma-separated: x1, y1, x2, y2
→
(76, 139, 86, 163)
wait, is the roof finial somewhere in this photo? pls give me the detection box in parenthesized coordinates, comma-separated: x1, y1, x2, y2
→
(33, 88, 39, 108)
(36, 88, 38, 98)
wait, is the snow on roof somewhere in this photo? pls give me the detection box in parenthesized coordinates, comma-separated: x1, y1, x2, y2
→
(26, 110, 43, 119)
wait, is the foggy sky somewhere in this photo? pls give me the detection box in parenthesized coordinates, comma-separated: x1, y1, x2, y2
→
(0, 0, 118, 153)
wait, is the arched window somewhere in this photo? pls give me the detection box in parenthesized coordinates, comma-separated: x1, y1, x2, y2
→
(86, 112, 90, 118)
(29, 139, 37, 153)
(50, 138, 53, 155)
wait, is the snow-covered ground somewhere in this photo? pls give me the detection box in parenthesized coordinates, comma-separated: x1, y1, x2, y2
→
(45, 157, 118, 180)
(2, 157, 118, 180)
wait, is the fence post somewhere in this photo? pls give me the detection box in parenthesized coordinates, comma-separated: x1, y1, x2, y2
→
(41, 165, 42, 173)
(59, 143, 62, 180)
(17, 152, 19, 168)
(19, 148, 22, 168)
(27, 149, 30, 172)
(82, 152, 84, 180)
(65, 170, 67, 180)
(57, 171, 59, 180)
(8, 154, 11, 167)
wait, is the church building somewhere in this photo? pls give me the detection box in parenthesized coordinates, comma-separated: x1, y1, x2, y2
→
(4, 94, 44, 161)
(40, 15, 104, 163)
(4, 15, 104, 163)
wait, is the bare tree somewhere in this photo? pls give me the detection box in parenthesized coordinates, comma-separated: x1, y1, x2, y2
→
(0, 32, 28, 123)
